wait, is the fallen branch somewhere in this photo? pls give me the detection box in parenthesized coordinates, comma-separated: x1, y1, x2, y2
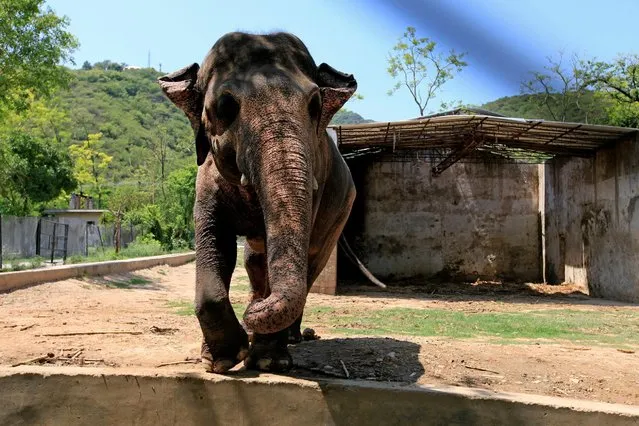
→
(37, 331, 143, 337)
(155, 359, 200, 368)
(11, 354, 52, 367)
(70, 349, 83, 359)
(339, 360, 350, 379)
(19, 324, 36, 331)
(294, 364, 346, 379)
(464, 365, 500, 375)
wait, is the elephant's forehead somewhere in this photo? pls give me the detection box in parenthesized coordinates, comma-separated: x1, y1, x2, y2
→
(210, 67, 312, 99)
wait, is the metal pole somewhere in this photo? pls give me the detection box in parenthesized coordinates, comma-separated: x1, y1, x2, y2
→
(63, 224, 69, 262)
(50, 222, 57, 264)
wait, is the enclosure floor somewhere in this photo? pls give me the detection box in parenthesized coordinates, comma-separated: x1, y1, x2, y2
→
(1, 263, 638, 406)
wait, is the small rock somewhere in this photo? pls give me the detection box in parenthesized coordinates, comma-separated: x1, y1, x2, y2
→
(324, 365, 334, 370)
(570, 378, 580, 384)
(302, 328, 318, 341)
(376, 358, 383, 362)
(387, 352, 397, 361)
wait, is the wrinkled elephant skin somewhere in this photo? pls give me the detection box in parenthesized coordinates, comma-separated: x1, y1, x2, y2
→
(158, 32, 357, 373)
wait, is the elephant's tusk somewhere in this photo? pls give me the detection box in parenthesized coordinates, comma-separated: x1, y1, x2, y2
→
(313, 177, 318, 191)
(241, 174, 249, 186)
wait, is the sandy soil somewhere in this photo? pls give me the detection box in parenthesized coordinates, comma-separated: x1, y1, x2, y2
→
(1, 262, 638, 406)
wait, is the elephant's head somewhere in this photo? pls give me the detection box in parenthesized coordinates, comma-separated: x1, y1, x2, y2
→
(158, 32, 356, 334)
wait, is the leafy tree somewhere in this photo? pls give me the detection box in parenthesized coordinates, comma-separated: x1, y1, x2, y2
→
(387, 26, 468, 116)
(589, 54, 639, 127)
(0, 131, 76, 215)
(0, 0, 78, 115)
(105, 185, 150, 253)
(521, 51, 608, 123)
(68, 132, 112, 206)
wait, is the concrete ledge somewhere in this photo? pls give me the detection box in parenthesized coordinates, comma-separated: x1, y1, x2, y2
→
(1, 366, 638, 425)
(0, 252, 195, 293)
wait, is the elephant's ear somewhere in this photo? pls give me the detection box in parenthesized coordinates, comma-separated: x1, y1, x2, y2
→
(158, 63, 209, 166)
(316, 63, 357, 131)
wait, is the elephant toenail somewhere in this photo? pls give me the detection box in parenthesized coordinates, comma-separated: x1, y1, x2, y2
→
(201, 357, 214, 372)
(237, 348, 249, 361)
(257, 358, 273, 370)
(212, 359, 235, 373)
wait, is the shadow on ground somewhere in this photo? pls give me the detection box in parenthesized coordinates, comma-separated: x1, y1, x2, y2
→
(338, 279, 638, 308)
(286, 337, 424, 383)
(84, 272, 164, 291)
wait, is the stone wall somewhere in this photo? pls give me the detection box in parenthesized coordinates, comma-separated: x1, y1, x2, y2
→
(344, 154, 541, 282)
(543, 133, 639, 302)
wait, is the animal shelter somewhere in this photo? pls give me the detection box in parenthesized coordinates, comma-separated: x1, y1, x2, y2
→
(311, 109, 639, 303)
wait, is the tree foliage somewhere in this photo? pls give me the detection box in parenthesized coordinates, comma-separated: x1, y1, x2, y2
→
(0, 131, 76, 215)
(68, 132, 113, 205)
(589, 54, 639, 127)
(521, 52, 608, 123)
(0, 0, 78, 115)
(387, 26, 468, 116)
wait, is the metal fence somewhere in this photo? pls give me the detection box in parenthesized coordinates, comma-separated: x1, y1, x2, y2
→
(36, 219, 70, 262)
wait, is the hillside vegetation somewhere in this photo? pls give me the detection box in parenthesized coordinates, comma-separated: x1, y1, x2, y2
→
(480, 91, 612, 124)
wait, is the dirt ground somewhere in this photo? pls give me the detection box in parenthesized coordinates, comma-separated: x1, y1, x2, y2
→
(1, 262, 638, 406)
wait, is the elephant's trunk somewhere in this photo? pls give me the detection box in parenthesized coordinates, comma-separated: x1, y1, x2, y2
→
(242, 122, 312, 335)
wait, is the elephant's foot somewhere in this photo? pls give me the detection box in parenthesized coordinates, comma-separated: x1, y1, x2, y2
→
(244, 332, 292, 372)
(201, 339, 250, 373)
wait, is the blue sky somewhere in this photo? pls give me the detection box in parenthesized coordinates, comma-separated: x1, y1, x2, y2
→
(47, 0, 639, 122)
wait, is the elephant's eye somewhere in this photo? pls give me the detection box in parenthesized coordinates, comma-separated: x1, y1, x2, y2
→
(216, 93, 239, 126)
(308, 92, 321, 122)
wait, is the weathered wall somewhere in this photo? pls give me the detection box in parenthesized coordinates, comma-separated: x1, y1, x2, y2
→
(543, 133, 639, 302)
(345, 155, 541, 282)
(0, 216, 39, 258)
(0, 216, 137, 260)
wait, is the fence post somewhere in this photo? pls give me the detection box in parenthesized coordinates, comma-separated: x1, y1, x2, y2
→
(63, 224, 69, 262)
(50, 222, 57, 264)
(35, 218, 42, 256)
(0, 213, 3, 269)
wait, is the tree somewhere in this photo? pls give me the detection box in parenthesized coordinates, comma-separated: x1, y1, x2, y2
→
(521, 51, 607, 123)
(106, 185, 149, 253)
(0, 0, 78, 115)
(81, 61, 92, 70)
(0, 131, 76, 215)
(589, 54, 639, 127)
(387, 26, 468, 116)
(68, 132, 112, 206)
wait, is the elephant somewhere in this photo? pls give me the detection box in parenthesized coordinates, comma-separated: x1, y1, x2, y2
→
(158, 31, 377, 374)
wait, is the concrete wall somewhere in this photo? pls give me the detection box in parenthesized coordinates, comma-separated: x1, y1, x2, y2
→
(543, 133, 639, 302)
(0, 216, 39, 258)
(345, 154, 541, 282)
(2, 366, 638, 426)
(0, 216, 137, 260)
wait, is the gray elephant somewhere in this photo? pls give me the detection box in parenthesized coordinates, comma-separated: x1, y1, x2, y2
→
(158, 32, 368, 373)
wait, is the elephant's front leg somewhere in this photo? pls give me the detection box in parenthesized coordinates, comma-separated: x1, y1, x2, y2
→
(243, 241, 293, 372)
(195, 205, 248, 374)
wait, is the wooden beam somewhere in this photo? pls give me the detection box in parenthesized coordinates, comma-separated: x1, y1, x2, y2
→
(432, 133, 484, 176)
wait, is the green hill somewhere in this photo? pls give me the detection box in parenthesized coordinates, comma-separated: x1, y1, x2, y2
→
(57, 64, 372, 184)
(480, 91, 612, 124)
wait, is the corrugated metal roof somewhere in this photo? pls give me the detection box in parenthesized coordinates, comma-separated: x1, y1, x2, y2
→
(330, 114, 638, 163)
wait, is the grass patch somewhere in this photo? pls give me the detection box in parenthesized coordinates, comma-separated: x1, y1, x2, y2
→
(103, 277, 152, 289)
(1, 256, 46, 272)
(307, 306, 639, 347)
(65, 241, 189, 265)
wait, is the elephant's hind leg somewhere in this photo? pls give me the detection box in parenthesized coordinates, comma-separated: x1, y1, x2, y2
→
(243, 241, 293, 372)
